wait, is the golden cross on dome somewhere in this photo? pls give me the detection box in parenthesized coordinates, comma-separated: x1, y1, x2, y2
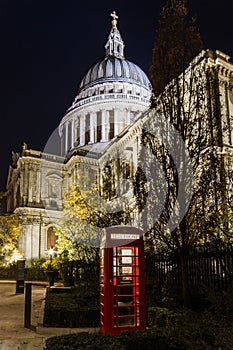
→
(111, 11, 118, 28)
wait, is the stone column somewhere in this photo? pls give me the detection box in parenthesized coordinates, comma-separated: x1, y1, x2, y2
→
(80, 115, 85, 146)
(71, 119, 75, 148)
(126, 108, 131, 125)
(75, 118, 80, 146)
(118, 109, 126, 133)
(65, 123, 68, 153)
(114, 109, 120, 136)
(60, 126, 65, 155)
(89, 112, 97, 144)
(101, 110, 110, 142)
(36, 167, 40, 203)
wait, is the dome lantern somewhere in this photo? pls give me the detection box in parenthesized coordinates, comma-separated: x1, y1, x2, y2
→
(105, 11, 125, 59)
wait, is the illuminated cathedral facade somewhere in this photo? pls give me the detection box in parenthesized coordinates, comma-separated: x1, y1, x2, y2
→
(6, 12, 233, 259)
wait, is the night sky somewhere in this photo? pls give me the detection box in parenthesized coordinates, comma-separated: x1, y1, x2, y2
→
(0, 0, 232, 191)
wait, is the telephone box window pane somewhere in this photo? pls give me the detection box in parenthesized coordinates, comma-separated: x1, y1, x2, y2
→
(118, 317, 135, 326)
(118, 284, 133, 293)
(118, 296, 134, 304)
(118, 306, 134, 316)
(122, 248, 132, 258)
(113, 257, 117, 276)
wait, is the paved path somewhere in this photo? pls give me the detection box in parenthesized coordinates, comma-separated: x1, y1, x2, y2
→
(0, 282, 99, 350)
(0, 282, 51, 350)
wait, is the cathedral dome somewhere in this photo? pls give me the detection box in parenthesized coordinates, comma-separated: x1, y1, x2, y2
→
(59, 11, 151, 156)
(79, 57, 151, 92)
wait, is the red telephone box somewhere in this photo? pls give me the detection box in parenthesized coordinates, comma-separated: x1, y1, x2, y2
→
(100, 226, 146, 334)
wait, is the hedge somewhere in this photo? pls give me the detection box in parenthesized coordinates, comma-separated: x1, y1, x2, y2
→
(45, 331, 171, 350)
(43, 287, 99, 328)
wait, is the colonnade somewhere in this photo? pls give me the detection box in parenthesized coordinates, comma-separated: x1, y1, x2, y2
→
(61, 108, 132, 155)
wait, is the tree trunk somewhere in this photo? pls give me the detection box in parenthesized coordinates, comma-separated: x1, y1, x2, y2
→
(180, 247, 189, 307)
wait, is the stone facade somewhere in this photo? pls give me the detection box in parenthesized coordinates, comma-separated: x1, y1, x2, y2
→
(6, 14, 233, 260)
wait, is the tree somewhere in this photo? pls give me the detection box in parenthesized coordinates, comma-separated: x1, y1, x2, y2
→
(55, 171, 130, 261)
(55, 173, 100, 262)
(0, 192, 6, 200)
(150, 0, 203, 97)
(0, 215, 22, 265)
(0, 192, 6, 214)
(134, 0, 231, 306)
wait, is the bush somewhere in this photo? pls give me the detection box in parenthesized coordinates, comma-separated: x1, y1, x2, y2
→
(25, 259, 47, 281)
(43, 286, 99, 327)
(0, 263, 17, 279)
(45, 331, 170, 350)
(45, 332, 125, 350)
(147, 303, 233, 350)
(118, 330, 171, 350)
(45, 301, 233, 350)
(0, 259, 48, 281)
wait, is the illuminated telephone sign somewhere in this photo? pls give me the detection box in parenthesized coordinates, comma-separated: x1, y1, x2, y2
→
(100, 226, 146, 334)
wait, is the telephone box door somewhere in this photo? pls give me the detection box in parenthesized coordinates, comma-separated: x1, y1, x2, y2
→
(100, 226, 146, 334)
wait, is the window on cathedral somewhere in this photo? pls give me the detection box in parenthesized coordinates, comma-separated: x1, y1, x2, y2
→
(97, 112, 102, 142)
(121, 161, 131, 193)
(109, 111, 114, 139)
(102, 165, 115, 200)
(47, 227, 57, 250)
(68, 122, 72, 149)
(76, 121, 80, 146)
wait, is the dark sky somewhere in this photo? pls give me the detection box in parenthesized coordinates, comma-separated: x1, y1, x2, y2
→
(0, 0, 232, 190)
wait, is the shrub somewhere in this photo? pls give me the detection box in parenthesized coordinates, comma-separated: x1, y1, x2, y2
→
(45, 332, 126, 350)
(147, 303, 233, 350)
(43, 286, 99, 327)
(118, 330, 171, 350)
(0, 263, 17, 279)
(45, 311, 233, 350)
(25, 259, 47, 281)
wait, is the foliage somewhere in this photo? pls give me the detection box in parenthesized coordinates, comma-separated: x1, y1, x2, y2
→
(150, 0, 203, 97)
(207, 156, 233, 242)
(0, 259, 49, 280)
(134, 0, 232, 307)
(41, 257, 61, 271)
(44, 283, 233, 349)
(0, 192, 6, 200)
(45, 333, 126, 350)
(0, 214, 22, 265)
(0, 262, 17, 279)
(55, 171, 102, 261)
(25, 258, 47, 281)
(147, 295, 233, 350)
(43, 286, 99, 328)
(55, 170, 130, 261)
(45, 311, 233, 350)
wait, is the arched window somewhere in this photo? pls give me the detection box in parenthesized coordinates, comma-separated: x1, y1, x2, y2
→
(47, 227, 57, 250)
